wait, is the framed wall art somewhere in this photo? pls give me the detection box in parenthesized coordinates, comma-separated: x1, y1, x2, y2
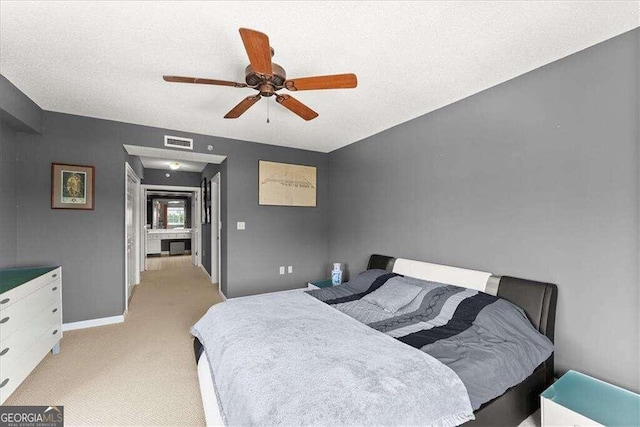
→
(258, 160, 317, 207)
(51, 163, 95, 210)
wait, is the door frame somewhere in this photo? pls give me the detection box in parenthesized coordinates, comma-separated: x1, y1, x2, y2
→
(140, 184, 202, 270)
(124, 162, 141, 314)
(211, 172, 221, 286)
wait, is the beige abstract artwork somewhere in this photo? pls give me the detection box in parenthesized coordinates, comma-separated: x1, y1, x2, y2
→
(259, 160, 317, 207)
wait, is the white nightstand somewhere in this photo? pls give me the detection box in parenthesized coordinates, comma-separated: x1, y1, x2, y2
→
(541, 370, 640, 427)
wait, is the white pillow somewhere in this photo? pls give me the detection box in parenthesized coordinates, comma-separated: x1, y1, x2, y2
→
(362, 278, 423, 313)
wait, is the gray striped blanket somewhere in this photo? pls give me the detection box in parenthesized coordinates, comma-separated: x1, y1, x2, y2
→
(307, 269, 554, 409)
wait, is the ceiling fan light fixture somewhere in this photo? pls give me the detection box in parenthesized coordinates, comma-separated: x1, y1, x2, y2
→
(163, 27, 358, 121)
(169, 162, 181, 170)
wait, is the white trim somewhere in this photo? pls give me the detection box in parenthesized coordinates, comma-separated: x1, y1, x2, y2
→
(215, 172, 221, 287)
(63, 315, 124, 331)
(141, 184, 200, 192)
(219, 287, 227, 301)
(201, 264, 211, 279)
(125, 162, 141, 314)
(123, 144, 226, 165)
(210, 173, 220, 285)
(142, 184, 202, 269)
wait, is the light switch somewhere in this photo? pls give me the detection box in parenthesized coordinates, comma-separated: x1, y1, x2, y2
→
(287, 266, 293, 274)
(237, 222, 245, 230)
(279, 266, 285, 275)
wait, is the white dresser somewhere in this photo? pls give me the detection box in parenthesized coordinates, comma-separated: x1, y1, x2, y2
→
(146, 230, 192, 255)
(0, 266, 62, 404)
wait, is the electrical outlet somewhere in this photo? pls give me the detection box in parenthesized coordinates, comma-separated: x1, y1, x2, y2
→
(237, 222, 245, 230)
(279, 266, 285, 275)
(287, 266, 292, 274)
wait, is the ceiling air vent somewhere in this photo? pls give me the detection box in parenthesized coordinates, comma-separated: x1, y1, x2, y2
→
(164, 135, 193, 150)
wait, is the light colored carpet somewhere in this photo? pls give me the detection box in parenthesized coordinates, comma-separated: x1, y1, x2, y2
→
(4, 265, 221, 426)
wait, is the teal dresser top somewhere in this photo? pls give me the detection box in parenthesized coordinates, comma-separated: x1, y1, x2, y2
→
(541, 370, 640, 426)
(0, 266, 59, 294)
(309, 279, 334, 289)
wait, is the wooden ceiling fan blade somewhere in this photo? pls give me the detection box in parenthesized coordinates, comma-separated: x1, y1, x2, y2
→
(163, 75, 247, 88)
(239, 28, 273, 76)
(276, 95, 318, 121)
(284, 73, 357, 91)
(224, 95, 262, 119)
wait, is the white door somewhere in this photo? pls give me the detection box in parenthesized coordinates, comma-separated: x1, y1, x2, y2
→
(126, 172, 137, 302)
(191, 192, 199, 266)
(210, 180, 219, 283)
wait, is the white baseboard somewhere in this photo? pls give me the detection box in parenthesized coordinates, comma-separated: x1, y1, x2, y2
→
(219, 286, 227, 301)
(63, 315, 125, 331)
(200, 265, 211, 279)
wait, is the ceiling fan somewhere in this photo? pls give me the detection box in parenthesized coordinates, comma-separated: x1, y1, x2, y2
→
(163, 28, 357, 121)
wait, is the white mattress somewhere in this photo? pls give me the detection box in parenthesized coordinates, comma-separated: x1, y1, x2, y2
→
(197, 351, 224, 426)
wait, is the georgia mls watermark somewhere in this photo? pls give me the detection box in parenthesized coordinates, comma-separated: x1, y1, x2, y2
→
(0, 406, 63, 427)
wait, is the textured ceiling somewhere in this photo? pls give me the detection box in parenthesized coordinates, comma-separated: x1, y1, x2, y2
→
(1, 1, 638, 153)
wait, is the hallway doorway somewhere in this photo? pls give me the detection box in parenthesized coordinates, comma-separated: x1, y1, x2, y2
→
(143, 186, 201, 271)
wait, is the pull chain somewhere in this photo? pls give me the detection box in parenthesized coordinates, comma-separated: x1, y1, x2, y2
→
(266, 97, 270, 124)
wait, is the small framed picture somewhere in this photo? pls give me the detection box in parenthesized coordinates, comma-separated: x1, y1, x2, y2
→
(51, 163, 95, 210)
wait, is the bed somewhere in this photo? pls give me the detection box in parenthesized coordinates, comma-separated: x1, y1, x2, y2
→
(192, 254, 558, 426)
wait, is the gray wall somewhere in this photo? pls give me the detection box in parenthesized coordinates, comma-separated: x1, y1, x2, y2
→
(328, 28, 639, 392)
(0, 124, 18, 267)
(142, 168, 201, 187)
(0, 75, 42, 134)
(223, 145, 328, 298)
(0, 74, 43, 268)
(15, 111, 328, 321)
(201, 163, 221, 277)
(16, 114, 133, 322)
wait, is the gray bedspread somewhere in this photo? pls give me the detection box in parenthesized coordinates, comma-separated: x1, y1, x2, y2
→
(308, 270, 554, 409)
(192, 290, 475, 426)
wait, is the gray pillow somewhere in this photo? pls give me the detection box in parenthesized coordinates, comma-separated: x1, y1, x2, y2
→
(362, 278, 423, 313)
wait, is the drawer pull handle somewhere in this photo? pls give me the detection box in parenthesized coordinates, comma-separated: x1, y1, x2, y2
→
(52, 329, 58, 335)
(0, 348, 8, 356)
(0, 298, 9, 304)
(0, 317, 8, 324)
(52, 308, 58, 313)
(52, 287, 58, 291)
(52, 273, 58, 278)
(0, 378, 8, 388)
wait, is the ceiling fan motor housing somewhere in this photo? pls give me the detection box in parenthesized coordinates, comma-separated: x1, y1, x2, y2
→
(244, 63, 286, 90)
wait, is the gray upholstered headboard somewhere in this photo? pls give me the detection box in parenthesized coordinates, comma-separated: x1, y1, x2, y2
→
(367, 254, 558, 344)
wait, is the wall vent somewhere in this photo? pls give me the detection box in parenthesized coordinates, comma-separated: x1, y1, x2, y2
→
(164, 135, 193, 150)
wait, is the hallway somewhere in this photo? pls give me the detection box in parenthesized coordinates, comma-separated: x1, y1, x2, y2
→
(145, 254, 193, 271)
(5, 264, 222, 426)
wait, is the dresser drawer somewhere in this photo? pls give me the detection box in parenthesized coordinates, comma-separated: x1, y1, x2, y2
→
(0, 324, 60, 404)
(0, 279, 61, 341)
(0, 300, 61, 369)
(147, 240, 161, 254)
(0, 267, 60, 310)
(177, 233, 191, 239)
